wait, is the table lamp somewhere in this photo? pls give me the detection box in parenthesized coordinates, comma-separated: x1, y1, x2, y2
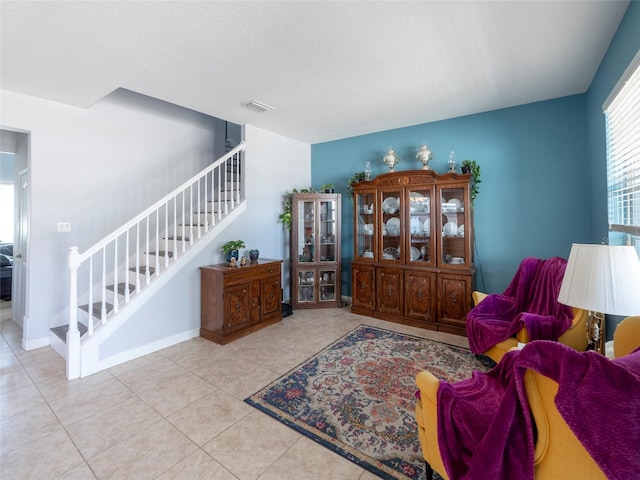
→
(558, 243, 640, 354)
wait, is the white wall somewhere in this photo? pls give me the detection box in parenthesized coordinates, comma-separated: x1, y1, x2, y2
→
(0, 88, 311, 355)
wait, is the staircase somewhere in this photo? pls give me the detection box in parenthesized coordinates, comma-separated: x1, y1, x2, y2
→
(52, 142, 246, 379)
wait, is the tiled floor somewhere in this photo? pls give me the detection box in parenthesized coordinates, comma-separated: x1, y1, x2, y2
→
(0, 300, 468, 480)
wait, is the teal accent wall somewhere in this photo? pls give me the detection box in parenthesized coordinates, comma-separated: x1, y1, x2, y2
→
(312, 95, 589, 296)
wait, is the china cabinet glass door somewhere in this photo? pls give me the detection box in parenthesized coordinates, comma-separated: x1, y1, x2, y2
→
(297, 199, 315, 264)
(380, 189, 402, 261)
(438, 186, 467, 267)
(407, 188, 434, 265)
(296, 270, 316, 304)
(319, 200, 337, 262)
(355, 191, 376, 259)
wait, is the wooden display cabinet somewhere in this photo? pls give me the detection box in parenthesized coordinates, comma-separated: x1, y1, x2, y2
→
(351, 170, 475, 335)
(200, 258, 282, 344)
(291, 193, 342, 309)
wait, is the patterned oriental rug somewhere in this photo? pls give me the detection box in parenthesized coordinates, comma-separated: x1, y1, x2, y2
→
(245, 325, 494, 480)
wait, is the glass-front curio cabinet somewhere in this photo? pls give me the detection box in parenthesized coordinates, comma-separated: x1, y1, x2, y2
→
(291, 193, 341, 309)
(352, 170, 474, 335)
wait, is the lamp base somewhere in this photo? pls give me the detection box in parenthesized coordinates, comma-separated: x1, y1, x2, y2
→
(587, 311, 606, 355)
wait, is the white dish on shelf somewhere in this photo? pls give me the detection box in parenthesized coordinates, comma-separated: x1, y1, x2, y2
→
(363, 223, 374, 235)
(423, 217, 431, 234)
(450, 257, 464, 264)
(386, 217, 401, 236)
(383, 246, 399, 260)
(458, 224, 465, 236)
(443, 222, 458, 236)
(363, 251, 374, 258)
(382, 197, 399, 214)
(410, 246, 421, 261)
(447, 198, 463, 210)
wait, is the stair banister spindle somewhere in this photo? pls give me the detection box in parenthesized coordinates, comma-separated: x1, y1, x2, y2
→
(181, 190, 186, 253)
(88, 257, 94, 336)
(125, 231, 131, 301)
(145, 215, 150, 286)
(155, 209, 160, 276)
(231, 155, 236, 207)
(204, 174, 209, 232)
(101, 248, 107, 324)
(164, 203, 169, 269)
(173, 196, 178, 260)
(196, 181, 201, 239)
(189, 184, 194, 243)
(67, 246, 81, 379)
(113, 239, 119, 313)
(135, 224, 140, 293)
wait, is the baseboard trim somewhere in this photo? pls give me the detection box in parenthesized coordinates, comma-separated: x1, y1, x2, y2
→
(98, 328, 200, 372)
(23, 335, 50, 351)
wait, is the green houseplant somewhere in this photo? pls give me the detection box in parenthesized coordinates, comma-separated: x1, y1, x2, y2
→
(347, 172, 367, 200)
(221, 240, 245, 262)
(461, 160, 481, 206)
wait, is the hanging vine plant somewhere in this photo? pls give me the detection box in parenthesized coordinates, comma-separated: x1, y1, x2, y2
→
(278, 183, 334, 231)
(347, 172, 367, 200)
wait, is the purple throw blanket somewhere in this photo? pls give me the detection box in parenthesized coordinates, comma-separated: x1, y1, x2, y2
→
(466, 257, 573, 354)
(437, 341, 640, 480)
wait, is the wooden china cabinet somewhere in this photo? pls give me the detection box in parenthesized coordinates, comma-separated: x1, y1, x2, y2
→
(291, 193, 342, 309)
(351, 170, 475, 335)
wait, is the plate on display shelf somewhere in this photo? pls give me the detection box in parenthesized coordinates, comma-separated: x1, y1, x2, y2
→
(382, 197, 400, 214)
(383, 246, 399, 260)
(447, 198, 463, 210)
(443, 222, 458, 236)
(385, 217, 401, 236)
(423, 217, 431, 234)
(410, 246, 421, 261)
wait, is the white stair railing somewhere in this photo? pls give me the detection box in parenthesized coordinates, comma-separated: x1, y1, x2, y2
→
(65, 142, 245, 379)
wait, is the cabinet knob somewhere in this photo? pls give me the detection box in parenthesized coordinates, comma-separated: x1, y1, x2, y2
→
(386, 285, 393, 297)
(360, 282, 367, 291)
(416, 290, 423, 299)
(450, 293, 458, 304)
(235, 304, 242, 310)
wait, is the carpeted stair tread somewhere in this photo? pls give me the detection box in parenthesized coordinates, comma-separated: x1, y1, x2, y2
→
(79, 302, 114, 316)
(106, 283, 136, 296)
(164, 236, 190, 242)
(129, 266, 155, 275)
(146, 250, 174, 258)
(51, 322, 88, 342)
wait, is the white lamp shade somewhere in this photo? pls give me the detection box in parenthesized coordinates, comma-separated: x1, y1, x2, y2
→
(558, 244, 640, 316)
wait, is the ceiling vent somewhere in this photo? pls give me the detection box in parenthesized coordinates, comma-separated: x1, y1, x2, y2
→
(242, 100, 274, 113)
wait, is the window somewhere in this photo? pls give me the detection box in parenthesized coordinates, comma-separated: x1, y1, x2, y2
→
(605, 50, 640, 250)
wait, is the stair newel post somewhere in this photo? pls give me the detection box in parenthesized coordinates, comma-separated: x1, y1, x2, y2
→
(67, 246, 81, 380)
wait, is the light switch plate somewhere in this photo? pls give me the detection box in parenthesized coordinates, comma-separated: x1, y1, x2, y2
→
(57, 222, 71, 233)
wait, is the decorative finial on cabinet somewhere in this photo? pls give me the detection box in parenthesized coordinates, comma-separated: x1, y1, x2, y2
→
(383, 149, 399, 172)
(416, 145, 432, 170)
(448, 150, 457, 173)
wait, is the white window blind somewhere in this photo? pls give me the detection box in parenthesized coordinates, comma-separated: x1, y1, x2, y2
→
(605, 50, 640, 243)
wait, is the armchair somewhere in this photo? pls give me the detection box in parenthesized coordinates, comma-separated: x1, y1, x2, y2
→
(415, 316, 640, 480)
(466, 257, 587, 363)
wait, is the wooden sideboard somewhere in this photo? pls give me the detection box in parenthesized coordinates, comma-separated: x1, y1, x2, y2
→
(200, 258, 283, 344)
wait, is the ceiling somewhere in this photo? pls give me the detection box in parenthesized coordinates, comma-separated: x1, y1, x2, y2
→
(0, 1, 629, 144)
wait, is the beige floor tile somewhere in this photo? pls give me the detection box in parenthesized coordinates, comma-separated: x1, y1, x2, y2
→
(14, 343, 62, 367)
(0, 381, 46, 421)
(0, 363, 33, 393)
(0, 426, 84, 480)
(20, 352, 67, 385)
(167, 388, 253, 446)
(218, 363, 280, 400)
(48, 375, 134, 426)
(157, 337, 241, 371)
(109, 353, 188, 394)
(202, 410, 301, 480)
(259, 436, 364, 480)
(66, 396, 163, 459)
(230, 343, 313, 376)
(0, 403, 62, 455)
(55, 461, 98, 480)
(87, 419, 198, 480)
(156, 449, 238, 480)
(37, 369, 115, 402)
(191, 354, 257, 388)
(137, 371, 217, 417)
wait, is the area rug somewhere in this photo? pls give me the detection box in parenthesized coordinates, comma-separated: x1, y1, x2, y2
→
(245, 324, 495, 479)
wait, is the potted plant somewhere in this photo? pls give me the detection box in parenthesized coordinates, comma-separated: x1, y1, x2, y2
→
(461, 160, 481, 206)
(222, 240, 245, 262)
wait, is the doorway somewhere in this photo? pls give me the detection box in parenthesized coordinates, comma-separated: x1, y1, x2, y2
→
(0, 129, 29, 345)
